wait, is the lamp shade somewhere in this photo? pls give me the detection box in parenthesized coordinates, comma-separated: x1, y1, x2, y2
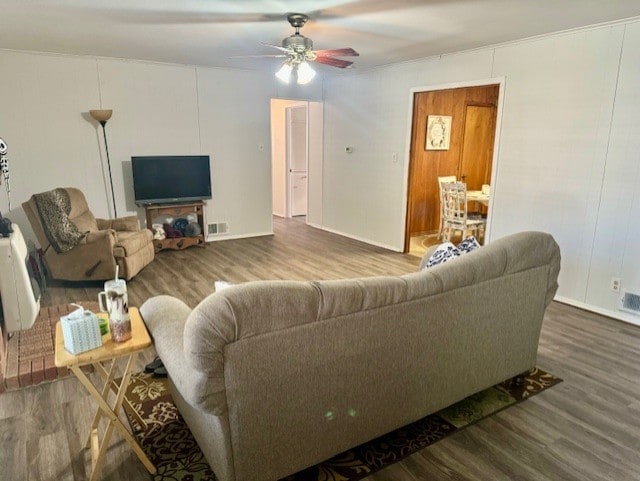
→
(89, 109, 113, 123)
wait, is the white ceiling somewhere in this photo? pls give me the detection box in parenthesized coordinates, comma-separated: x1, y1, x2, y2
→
(2, 0, 640, 73)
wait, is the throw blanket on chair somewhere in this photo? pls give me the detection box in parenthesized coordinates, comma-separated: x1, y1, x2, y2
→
(33, 188, 86, 253)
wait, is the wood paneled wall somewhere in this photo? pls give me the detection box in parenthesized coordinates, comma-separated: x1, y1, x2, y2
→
(406, 84, 499, 242)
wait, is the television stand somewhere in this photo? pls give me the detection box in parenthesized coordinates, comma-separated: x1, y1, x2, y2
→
(143, 201, 206, 252)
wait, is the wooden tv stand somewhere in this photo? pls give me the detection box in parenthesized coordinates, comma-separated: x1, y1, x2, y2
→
(143, 201, 206, 252)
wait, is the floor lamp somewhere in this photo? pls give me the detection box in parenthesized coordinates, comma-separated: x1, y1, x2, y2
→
(90, 109, 117, 218)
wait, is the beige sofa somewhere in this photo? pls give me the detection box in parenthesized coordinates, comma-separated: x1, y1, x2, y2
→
(140, 231, 560, 481)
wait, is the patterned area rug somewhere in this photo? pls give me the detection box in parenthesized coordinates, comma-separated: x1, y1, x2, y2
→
(125, 367, 561, 481)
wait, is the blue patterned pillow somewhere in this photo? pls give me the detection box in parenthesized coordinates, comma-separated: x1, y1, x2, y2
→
(424, 242, 461, 268)
(422, 236, 481, 269)
(457, 236, 480, 254)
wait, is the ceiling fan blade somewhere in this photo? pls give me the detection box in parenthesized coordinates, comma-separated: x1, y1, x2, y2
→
(229, 54, 288, 59)
(98, 11, 284, 25)
(314, 48, 360, 57)
(313, 56, 354, 68)
(260, 42, 292, 53)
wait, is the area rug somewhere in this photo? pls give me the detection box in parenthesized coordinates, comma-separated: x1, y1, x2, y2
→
(125, 367, 561, 481)
(1, 301, 99, 392)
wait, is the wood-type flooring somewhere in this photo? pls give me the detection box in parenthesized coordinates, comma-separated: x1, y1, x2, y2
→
(1, 217, 639, 481)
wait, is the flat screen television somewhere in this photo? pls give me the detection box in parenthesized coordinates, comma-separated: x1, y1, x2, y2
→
(132, 155, 212, 205)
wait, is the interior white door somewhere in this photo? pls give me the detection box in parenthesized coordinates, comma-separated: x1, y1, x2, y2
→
(286, 105, 308, 217)
(291, 172, 308, 216)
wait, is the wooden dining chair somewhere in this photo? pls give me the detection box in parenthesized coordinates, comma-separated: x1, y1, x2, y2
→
(440, 182, 486, 242)
(437, 176, 457, 240)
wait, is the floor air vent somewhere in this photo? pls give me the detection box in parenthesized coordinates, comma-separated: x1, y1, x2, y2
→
(620, 290, 640, 315)
(208, 222, 229, 235)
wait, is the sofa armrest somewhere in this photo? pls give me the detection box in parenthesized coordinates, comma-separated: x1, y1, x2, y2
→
(97, 216, 140, 232)
(83, 229, 116, 244)
(140, 296, 213, 411)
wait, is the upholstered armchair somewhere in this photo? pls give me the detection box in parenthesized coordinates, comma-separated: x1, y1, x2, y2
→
(22, 187, 154, 281)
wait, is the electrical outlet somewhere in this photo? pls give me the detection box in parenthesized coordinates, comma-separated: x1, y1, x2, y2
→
(610, 277, 621, 292)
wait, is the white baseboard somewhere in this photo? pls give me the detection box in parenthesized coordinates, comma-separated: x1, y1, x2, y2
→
(318, 225, 402, 252)
(554, 295, 640, 327)
(205, 231, 273, 243)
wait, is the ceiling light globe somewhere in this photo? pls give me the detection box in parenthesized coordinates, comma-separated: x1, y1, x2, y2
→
(296, 62, 316, 85)
(275, 63, 293, 83)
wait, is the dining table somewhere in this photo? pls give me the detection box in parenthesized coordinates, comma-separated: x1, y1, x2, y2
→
(467, 190, 490, 207)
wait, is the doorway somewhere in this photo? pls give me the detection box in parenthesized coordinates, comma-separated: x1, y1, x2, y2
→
(270, 99, 323, 226)
(404, 81, 502, 255)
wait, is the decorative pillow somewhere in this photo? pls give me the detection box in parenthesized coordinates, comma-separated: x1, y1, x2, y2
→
(423, 242, 461, 268)
(457, 236, 480, 254)
(422, 236, 481, 269)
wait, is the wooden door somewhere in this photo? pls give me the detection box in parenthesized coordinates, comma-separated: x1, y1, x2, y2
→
(458, 105, 497, 190)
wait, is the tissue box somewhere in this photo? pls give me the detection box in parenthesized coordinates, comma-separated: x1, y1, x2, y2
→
(60, 307, 103, 355)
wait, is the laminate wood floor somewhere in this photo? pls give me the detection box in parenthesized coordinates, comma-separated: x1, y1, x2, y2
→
(2, 217, 639, 481)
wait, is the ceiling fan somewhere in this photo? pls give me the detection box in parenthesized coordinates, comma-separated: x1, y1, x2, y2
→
(243, 13, 359, 84)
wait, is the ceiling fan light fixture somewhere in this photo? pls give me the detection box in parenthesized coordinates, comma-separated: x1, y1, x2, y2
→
(260, 13, 357, 83)
(276, 62, 293, 83)
(296, 61, 316, 85)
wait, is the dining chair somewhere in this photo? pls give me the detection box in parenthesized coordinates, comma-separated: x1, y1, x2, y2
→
(440, 182, 486, 242)
(437, 175, 457, 240)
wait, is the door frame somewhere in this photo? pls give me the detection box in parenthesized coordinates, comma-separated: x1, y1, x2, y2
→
(401, 77, 506, 251)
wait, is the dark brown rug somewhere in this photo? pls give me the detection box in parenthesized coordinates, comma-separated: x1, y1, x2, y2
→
(1, 302, 99, 392)
(125, 367, 562, 481)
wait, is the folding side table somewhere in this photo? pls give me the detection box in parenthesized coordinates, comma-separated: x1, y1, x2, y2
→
(54, 307, 156, 481)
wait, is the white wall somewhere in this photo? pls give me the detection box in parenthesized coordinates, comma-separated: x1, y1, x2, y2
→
(491, 26, 623, 305)
(321, 19, 640, 324)
(0, 52, 105, 237)
(0, 50, 321, 243)
(270, 99, 289, 217)
(584, 21, 640, 319)
(98, 59, 202, 219)
(196, 67, 274, 238)
(307, 101, 324, 228)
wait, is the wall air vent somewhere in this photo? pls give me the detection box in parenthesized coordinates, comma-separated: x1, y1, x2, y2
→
(620, 290, 640, 315)
(208, 222, 229, 235)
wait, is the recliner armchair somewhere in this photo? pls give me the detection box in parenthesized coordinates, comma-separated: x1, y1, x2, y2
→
(23, 187, 154, 281)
